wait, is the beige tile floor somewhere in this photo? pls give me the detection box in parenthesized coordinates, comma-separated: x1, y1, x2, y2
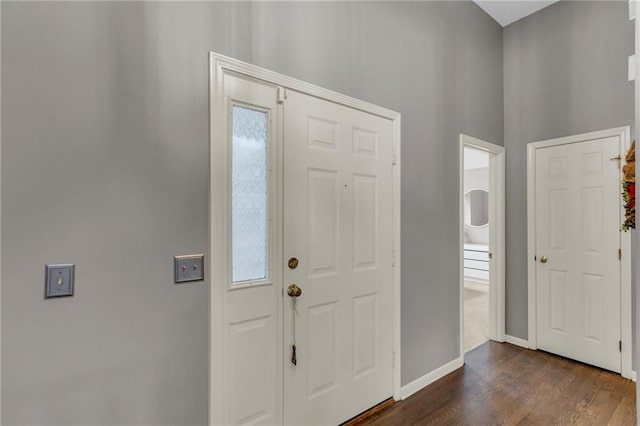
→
(463, 280, 489, 352)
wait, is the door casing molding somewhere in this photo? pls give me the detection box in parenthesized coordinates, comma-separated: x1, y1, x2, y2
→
(459, 135, 506, 360)
(209, 52, 402, 424)
(526, 126, 632, 379)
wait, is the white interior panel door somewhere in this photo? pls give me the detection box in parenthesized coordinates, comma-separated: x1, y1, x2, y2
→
(283, 91, 394, 425)
(220, 75, 282, 425)
(535, 136, 621, 372)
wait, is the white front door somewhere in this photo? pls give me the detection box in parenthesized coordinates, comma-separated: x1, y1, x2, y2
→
(535, 136, 621, 372)
(283, 91, 394, 425)
(214, 69, 396, 425)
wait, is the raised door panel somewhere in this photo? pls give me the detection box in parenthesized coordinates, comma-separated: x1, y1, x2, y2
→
(352, 294, 377, 379)
(308, 170, 339, 277)
(549, 189, 568, 252)
(548, 156, 568, 179)
(581, 151, 603, 176)
(582, 273, 604, 343)
(353, 174, 377, 271)
(307, 302, 339, 399)
(549, 270, 568, 334)
(581, 187, 603, 254)
(352, 127, 378, 158)
(308, 116, 338, 151)
(228, 316, 275, 425)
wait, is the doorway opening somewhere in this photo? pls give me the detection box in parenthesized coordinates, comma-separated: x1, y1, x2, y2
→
(463, 146, 490, 351)
(459, 135, 505, 358)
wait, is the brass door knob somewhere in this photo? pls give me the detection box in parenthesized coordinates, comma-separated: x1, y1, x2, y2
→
(287, 284, 302, 298)
(288, 257, 299, 270)
(540, 256, 548, 263)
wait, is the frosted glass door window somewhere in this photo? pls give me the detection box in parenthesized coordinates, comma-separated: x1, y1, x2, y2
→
(232, 105, 268, 283)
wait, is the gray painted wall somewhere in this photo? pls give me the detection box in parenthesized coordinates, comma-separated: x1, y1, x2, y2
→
(503, 1, 634, 339)
(1, 2, 503, 424)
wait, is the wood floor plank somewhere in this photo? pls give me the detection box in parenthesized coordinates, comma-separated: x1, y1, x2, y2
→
(357, 342, 636, 425)
(609, 397, 635, 426)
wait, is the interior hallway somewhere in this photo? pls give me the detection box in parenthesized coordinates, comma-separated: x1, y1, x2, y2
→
(464, 281, 489, 352)
(359, 342, 636, 425)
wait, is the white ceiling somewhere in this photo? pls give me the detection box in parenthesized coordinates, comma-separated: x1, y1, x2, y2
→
(473, 0, 559, 27)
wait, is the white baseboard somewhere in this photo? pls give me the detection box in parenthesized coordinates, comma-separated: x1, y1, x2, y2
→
(631, 370, 637, 382)
(505, 334, 529, 349)
(400, 357, 463, 400)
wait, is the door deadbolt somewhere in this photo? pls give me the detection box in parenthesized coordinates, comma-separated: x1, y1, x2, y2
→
(288, 257, 299, 270)
(287, 284, 302, 298)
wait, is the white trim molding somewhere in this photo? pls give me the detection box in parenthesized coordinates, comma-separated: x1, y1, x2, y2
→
(505, 335, 530, 349)
(527, 126, 633, 380)
(400, 357, 463, 400)
(392, 115, 402, 400)
(209, 52, 402, 423)
(0, 2, 3, 419)
(459, 135, 506, 362)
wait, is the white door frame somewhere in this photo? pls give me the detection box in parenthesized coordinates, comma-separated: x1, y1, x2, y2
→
(526, 126, 632, 380)
(209, 52, 402, 425)
(459, 134, 506, 359)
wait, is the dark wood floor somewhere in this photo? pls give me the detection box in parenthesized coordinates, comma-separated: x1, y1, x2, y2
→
(361, 342, 636, 425)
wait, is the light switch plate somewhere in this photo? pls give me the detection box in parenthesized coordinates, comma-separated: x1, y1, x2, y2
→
(45, 264, 75, 298)
(174, 254, 204, 283)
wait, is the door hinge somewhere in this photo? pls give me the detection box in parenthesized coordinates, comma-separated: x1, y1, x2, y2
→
(277, 87, 286, 104)
(619, 340, 622, 352)
(392, 148, 398, 166)
(610, 155, 622, 168)
(619, 248, 622, 260)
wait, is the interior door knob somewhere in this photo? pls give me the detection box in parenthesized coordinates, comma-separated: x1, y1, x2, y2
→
(540, 256, 548, 263)
(287, 284, 302, 298)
